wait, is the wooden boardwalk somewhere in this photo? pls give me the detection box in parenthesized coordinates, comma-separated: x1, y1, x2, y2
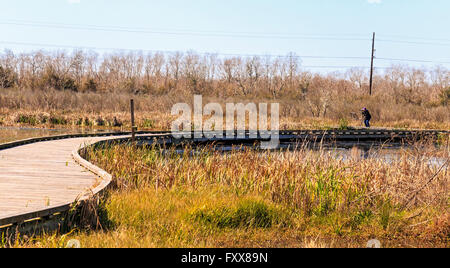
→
(0, 136, 121, 226)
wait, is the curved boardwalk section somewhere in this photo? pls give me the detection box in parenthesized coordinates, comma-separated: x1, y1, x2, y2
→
(0, 136, 117, 226)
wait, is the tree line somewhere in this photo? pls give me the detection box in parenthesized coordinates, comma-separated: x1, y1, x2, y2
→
(0, 49, 449, 108)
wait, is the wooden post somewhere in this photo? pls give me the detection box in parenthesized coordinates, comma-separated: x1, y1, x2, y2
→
(130, 99, 135, 142)
(369, 32, 376, 96)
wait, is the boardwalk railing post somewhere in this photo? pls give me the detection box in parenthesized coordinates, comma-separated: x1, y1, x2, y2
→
(130, 99, 136, 142)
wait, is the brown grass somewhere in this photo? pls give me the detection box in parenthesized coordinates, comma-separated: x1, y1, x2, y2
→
(8, 140, 448, 248)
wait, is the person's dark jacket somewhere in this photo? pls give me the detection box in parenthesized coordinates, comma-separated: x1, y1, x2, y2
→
(362, 110, 372, 121)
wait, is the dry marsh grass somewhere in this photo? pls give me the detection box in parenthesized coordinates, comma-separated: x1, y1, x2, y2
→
(0, 88, 448, 131)
(8, 140, 449, 248)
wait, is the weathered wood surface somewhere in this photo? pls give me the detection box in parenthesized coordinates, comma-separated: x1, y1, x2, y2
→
(0, 136, 119, 224)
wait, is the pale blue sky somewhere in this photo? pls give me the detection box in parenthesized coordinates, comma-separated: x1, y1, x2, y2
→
(1, 0, 449, 72)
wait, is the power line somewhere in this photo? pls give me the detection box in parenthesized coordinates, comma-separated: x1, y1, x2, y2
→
(377, 34, 450, 43)
(219, 53, 369, 60)
(377, 39, 450, 47)
(0, 42, 390, 70)
(3, 40, 448, 65)
(3, 19, 450, 47)
(0, 19, 371, 38)
(0, 41, 369, 60)
(377, 57, 450, 65)
(0, 41, 448, 71)
(0, 20, 371, 41)
(302, 66, 369, 69)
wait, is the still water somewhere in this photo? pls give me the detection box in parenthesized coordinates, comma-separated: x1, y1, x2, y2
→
(1, 128, 447, 168)
(171, 141, 448, 168)
(0, 126, 112, 144)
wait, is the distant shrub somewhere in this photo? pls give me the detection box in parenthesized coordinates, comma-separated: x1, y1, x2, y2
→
(44, 71, 78, 92)
(16, 114, 38, 125)
(440, 88, 450, 106)
(62, 77, 78, 92)
(96, 117, 105, 126)
(49, 115, 68, 125)
(0, 66, 16, 88)
(112, 117, 123, 127)
(83, 78, 98, 92)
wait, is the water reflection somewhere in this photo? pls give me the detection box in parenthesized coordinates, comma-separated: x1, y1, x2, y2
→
(324, 146, 447, 167)
(0, 126, 113, 144)
(168, 140, 448, 168)
(2, 128, 446, 168)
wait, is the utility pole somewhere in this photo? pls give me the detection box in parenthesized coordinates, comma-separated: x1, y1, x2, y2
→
(369, 32, 376, 96)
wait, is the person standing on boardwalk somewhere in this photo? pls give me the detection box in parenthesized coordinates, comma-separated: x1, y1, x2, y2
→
(361, 108, 372, 128)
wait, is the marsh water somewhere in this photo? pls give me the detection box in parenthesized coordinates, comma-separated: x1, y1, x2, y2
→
(1, 127, 447, 168)
(0, 126, 113, 144)
(171, 141, 448, 168)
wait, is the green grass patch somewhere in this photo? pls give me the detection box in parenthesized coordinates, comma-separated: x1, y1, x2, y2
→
(188, 199, 292, 229)
(141, 118, 155, 129)
(16, 114, 39, 125)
